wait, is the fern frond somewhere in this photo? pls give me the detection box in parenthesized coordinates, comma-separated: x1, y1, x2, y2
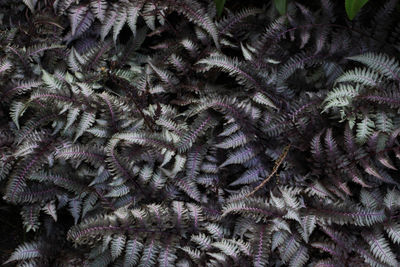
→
(1, 79, 42, 101)
(230, 166, 264, 186)
(10, 101, 26, 129)
(43, 200, 58, 221)
(356, 116, 375, 144)
(138, 236, 160, 267)
(220, 146, 257, 167)
(6, 142, 51, 202)
(29, 171, 86, 193)
(113, 7, 127, 44)
(212, 239, 240, 259)
(0, 58, 12, 74)
(222, 198, 284, 221)
(105, 184, 130, 198)
(336, 67, 382, 87)
(124, 237, 144, 267)
(311, 241, 341, 257)
(20, 204, 41, 232)
(149, 61, 179, 87)
(69, 198, 82, 224)
(364, 230, 398, 266)
(114, 132, 175, 151)
(185, 145, 206, 181)
(252, 225, 269, 267)
(89, 249, 112, 267)
(178, 114, 217, 152)
(278, 234, 300, 264)
(360, 189, 382, 209)
(358, 246, 390, 267)
(175, 174, 201, 202)
(4, 241, 42, 264)
(41, 69, 65, 91)
(385, 222, 400, 245)
(74, 112, 96, 142)
(13, 182, 58, 204)
(384, 189, 400, 210)
(217, 8, 262, 34)
(313, 259, 342, 267)
(69, 5, 92, 37)
(198, 55, 268, 95)
(277, 52, 318, 82)
(312, 202, 386, 226)
(55, 144, 105, 165)
(323, 84, 359, 112)
(252, 92, 278, 109)
(127, 1, 145, 36)
(26, 43, 65, 58)
(173, 0, 219, 49)
(289, 245, 309, 267)
(158, 237, 178, 267)
(90, 0, 107, 22)
(191, 233, 212, 250)
(81, 192, 99, 218)
(110, 234, 126, 259)
(348, 53, 400, 81)
(375, 112, 394, 133)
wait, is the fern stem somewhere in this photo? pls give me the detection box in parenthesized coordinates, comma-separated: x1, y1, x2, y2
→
(245, 144, 291, 198)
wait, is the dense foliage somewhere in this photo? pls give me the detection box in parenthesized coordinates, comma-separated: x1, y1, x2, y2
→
(1, 0, 400, 266)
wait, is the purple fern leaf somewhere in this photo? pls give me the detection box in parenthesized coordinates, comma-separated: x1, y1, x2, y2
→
(87, 41, 111, 71)
(254, 226, 266, 267)
(69, 5, 89, 36)
(8, 155, 42, 201)
(72, 225, 121, 240)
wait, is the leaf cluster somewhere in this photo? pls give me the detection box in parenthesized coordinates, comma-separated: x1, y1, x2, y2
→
(0, 0, 400, 266)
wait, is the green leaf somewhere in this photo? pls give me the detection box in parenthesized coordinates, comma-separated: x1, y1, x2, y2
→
(214, 0, 226, 17)
(274, 0, 287, 15)
(345, 0, 369, 20)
